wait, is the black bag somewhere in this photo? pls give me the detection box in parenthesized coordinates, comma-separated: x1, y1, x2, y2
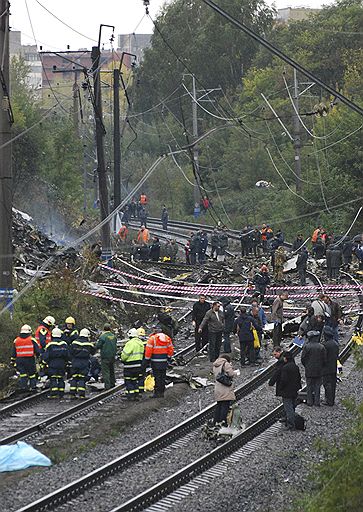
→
(216, 362, 233, 387)
(294, 412, 306, 431)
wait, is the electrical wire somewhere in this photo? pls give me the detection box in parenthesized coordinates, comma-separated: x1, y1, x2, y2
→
(283, 73, 339, 140)
(308, 123, 363, 154)
(34, 0, 97, 43)
(127, 85, 182, 118)
(24, 0, 69, 114)
(265, 147, 314, 205)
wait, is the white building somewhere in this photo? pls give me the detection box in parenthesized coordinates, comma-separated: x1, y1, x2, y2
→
(9, 31, 42, 89)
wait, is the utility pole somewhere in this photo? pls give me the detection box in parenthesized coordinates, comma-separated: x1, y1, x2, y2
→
(191, 74, 201, 207)
(72, 74, 80, 136)
(293, 68, 302, 192)
(113, 67, 120, 229)
(91, 24, 114, 262)
(0, 0, 13, 309)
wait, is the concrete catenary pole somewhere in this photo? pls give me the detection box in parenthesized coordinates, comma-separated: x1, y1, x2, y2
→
(0, 0, 13, 306)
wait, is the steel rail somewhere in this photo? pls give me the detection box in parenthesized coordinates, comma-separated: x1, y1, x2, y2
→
(0, 271, 212, 445)
(14, 342, 302, 512)
(110, 336, 356, 512)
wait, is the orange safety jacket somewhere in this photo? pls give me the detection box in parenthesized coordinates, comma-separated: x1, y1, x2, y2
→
(14, 336, 36, 358)
(35, 324, 51, 349)
(118, 225, 128, 241)
(311, 228, 320, 243)
(261, 228, 267, 241)
(144, 333, 174, 368)
(140, 194, 148, 205)
(137, 228, 149, 244)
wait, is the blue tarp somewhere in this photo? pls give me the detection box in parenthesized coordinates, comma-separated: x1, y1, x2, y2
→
(0, 441, 51, 472)
(293, 336, 305, 348)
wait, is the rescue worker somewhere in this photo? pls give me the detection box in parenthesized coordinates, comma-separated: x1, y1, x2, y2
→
(63, 317, 78, 346)
(253, 265, 270, 302)
(192, 295, 211, 352)
(311, 226, 322, 249)
(96, 324, 117, 390)
(296, 246, 309, 285)
(70, 328, 95, 399)
(234, 307, 256, 366)
(137, 225, 150, 244)
(118, 224, 129, 243)
(35, 316, 55, 351)
(120, 328, 145, 399)
(321, 325, 339, 406)
(139, 243, 150, 261)
(274, 246, 286, 282)
(265, 225, 274, 250)
(35, 315, 55, 377)
(139, 192, 148, 206)
(161, 206, 169, 231)
(143, 325, 174, 398)
(11, 325, 39, 392)
(329, 245, 342, 279)
(43, 328, 69, 398)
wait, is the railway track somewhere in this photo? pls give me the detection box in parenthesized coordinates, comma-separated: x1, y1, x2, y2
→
(13, 267, 361, 512)
(0, 268, 216, 446)
(13, 324, 357, 512)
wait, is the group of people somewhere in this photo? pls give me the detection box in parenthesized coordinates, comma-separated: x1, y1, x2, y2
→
(130, 229, 179, 263)
(201, 291, 343, 429)
(11, 315, 176, 400)
(185, 226, 229, 264)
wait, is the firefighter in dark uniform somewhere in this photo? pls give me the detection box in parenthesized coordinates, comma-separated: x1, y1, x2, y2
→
(11, 325, 40, 392)
(69, 328, 95, 398)
(43, 328, 69, 398)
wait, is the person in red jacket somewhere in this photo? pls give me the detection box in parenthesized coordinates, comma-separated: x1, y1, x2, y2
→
(11, 325, 40, 391)
(144, 325, 174, 398)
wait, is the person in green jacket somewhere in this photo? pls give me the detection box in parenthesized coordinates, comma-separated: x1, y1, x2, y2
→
(96, 324, 117, 389)
(121, 328, 145, 400)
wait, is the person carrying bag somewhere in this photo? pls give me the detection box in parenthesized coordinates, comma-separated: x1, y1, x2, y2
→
(212, 354, 238, 426)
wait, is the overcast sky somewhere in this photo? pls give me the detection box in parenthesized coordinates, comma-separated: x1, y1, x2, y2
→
(12, 0, 333, 51)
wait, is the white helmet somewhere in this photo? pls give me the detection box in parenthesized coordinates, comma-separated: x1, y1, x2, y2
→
(51, 327, 63, 338)
(43, 316, 55, 326)
(20, 324, 32, 334)
(79, 328, 91, 338)
(128, 328, 138, 338)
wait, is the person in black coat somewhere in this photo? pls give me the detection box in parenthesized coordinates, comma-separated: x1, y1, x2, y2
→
(161, 206, 169, 231)
(301, 330, 327, 406)
(292, 234, 304, 253)
(329, 246, 342, 279)
(192, 295, 211, 351)
(278, 352, 302, 430)
(321, 325, 339, 406)
(342, 240, 353, 269)
(296, 246, 309, 285)
(253, 265, 270, 302)
(199, 231, 208, 264)
(221, 298, 235, 353)
(139, 243, 150, 262)
(189, 233, 201, 265)
(234, 308, 258, 366)
(149, 237, 161, 262)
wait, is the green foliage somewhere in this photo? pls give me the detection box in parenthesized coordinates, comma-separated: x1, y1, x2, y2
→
(126, 0, 362, 238)
(292, 397, 363, 512)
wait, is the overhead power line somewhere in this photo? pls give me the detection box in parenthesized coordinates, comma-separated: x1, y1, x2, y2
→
(201, 0, 363, 117)
(34, 0, 97, 43)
